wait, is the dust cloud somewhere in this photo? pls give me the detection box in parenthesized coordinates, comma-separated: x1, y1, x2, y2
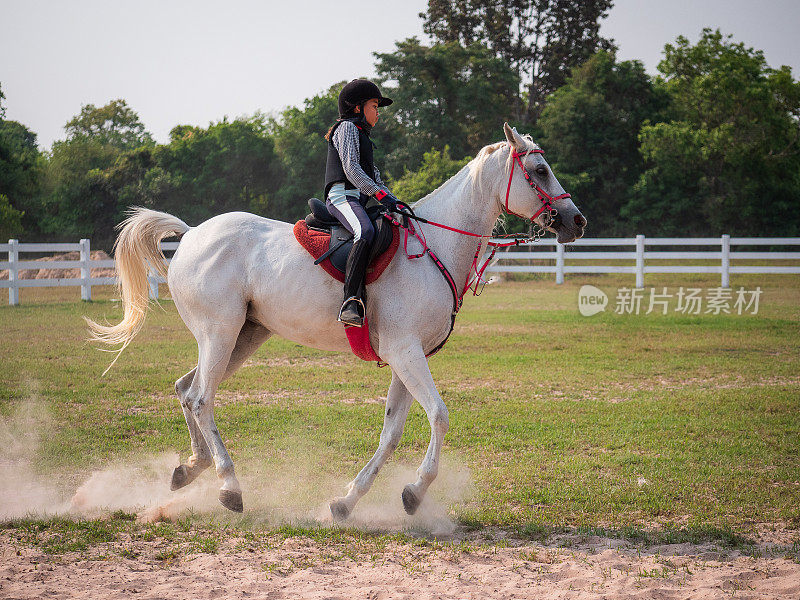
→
(0, 402, 473, 536)
(0, 400, 65, 517)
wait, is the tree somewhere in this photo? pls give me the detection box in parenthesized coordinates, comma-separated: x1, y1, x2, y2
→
(113, 115, 282, 228)
(421, 0, 615, 120)
(269, 84, 342, 221)
(538, 51, 669, 236)
(375, 39, 519, 175)
(65, 99, 154, 150)
(390, 146, 470, 202)
(39, 136, 120, 244)
(37, 100, 155, 246)
(0, 193, 24, 239)
(0, 84, 45, 239)
(623, 29, 800, 236)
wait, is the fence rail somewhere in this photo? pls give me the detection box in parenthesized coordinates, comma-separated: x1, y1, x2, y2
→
(0, 239, 180, 305)
(486, 234, 800, 287)
(2, 236, 799, 305)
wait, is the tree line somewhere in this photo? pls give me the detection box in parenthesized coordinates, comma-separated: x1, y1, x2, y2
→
(1, 1, 798, 249)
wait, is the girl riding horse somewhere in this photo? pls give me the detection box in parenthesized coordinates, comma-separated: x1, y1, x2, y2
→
(323, 79, 400, 327)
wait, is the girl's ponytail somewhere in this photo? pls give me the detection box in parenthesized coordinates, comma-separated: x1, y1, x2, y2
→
(324, 124, 336, 141)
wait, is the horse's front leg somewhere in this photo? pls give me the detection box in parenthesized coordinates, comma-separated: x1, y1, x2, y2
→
(330, 371, 413, 521)
(384, 342, 449, 515)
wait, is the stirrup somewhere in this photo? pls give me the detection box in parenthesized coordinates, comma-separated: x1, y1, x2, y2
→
(337, 296, 366, 327)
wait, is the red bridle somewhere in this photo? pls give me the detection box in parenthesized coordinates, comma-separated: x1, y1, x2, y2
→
(373, 146, 573, 362)
(391, 147, 571, 243)
(386, 146, 574, 297)
(505, 149, 571, 222)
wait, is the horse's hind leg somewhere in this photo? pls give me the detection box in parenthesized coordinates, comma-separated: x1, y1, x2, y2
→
(330, 371, 413, 521)
(223, 319, 272, 375)
(184, 326, 243, 511)
(171, 321, 272, 492)
(171, 367, 211, 490)
(178, 317, 271, 512)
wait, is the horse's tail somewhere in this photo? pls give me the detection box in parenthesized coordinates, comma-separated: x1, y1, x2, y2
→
(86, 207, 190, 375)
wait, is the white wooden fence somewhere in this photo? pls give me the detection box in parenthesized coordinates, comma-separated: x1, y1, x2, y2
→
(1, 236, 799, 305)
(0, 239, 179, 306)
(486, 234, 800, 287)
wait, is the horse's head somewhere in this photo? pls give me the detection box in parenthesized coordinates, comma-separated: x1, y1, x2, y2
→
(502, 123, 587, 244)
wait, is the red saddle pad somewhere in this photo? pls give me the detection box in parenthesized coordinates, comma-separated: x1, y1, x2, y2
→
(293, 220, 400, 284)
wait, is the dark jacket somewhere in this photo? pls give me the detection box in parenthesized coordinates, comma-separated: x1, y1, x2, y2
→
(324, 116, 376, 204)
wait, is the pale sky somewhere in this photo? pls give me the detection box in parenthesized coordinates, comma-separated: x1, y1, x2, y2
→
(1, 0, 798, 150)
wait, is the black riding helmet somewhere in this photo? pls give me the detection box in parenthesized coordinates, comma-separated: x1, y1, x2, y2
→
(338, 79, 393, 118)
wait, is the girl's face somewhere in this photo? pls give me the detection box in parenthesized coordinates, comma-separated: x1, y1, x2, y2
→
(358, 98, 380, 126)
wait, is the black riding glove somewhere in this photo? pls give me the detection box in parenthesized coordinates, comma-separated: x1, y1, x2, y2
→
(374, 190, 400, 212)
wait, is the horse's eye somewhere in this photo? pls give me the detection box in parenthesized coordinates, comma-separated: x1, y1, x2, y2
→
(535, 167, 548, 177)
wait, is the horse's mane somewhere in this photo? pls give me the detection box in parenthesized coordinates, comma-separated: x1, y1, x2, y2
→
(411, 137, 540, 208)
(411, 142, 505, 208)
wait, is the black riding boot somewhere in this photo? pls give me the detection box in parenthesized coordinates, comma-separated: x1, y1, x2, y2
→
(338, 238, 372, 327)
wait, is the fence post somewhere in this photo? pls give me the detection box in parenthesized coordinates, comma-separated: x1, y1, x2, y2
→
(555, 242, 565, 284)
(8, 239, 19, 306)
(80, 238, 91, 301)
(148, 268, 159, 300)
(721, 234, 730, 288)
(635, 234, 645, 288)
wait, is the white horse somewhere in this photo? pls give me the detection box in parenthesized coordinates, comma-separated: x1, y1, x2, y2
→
(87, 124, 586, 518)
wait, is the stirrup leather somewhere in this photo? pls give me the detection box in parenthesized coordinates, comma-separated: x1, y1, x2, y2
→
(337, 296, 366, 326)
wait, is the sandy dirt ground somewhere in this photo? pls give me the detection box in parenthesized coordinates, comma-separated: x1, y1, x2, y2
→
(3, 528, 800, 600)
(1, 439, 798, 599)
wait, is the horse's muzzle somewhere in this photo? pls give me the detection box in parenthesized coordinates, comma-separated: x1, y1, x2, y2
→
(552, 210, 586, 244)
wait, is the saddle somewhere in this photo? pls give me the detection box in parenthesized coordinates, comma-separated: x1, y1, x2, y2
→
(294, 198, 399, 284)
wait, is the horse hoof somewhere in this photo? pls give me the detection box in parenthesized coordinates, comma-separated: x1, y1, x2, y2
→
(402, 485, 421, 515)
(219, 489, 243, 513)
(170, 465, 191, 491)
(330, 499, 351, 523)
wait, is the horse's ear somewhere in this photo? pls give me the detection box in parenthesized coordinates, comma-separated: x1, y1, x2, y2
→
(503, 122, 525, 150)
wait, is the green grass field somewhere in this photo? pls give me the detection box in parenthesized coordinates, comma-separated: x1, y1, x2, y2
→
(2, 272, 799, 541)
